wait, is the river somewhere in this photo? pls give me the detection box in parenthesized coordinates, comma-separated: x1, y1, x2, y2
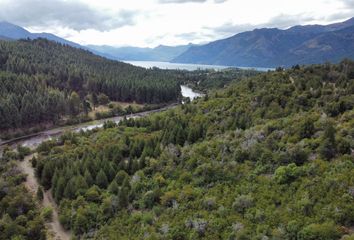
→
(181, 85, 203, 100)
(0, 85, 200, 151)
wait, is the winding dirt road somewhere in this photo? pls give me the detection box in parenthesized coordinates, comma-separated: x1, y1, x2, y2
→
(18, 155, 71, 240)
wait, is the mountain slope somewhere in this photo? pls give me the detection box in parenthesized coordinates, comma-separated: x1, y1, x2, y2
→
(0, 35, 12, 41)
(0, 21, 83, 48)
(0, 21, 191, 62)
(173, 17, 354, 67)
(287, 25, 354, 65)
(0, 21, 32, 39)
(88, 44, 192, 62)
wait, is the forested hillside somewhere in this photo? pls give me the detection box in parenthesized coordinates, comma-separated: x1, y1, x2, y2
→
(0, 39, 181, 131)
(33, 60, 354, 239)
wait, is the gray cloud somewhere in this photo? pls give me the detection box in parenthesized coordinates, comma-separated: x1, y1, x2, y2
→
(342, 0, 354, 8)
(204, 22, 255, 36)
(204, 13, 320, 39)
(158, 0, 226, 3)
(266, 14, 316, 28)
(0, 0, 138, 31)
(326, 12, 354, 21)
(175, 32, 215, 41)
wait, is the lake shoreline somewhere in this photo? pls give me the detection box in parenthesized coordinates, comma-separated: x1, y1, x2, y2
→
(125, 60, 274, 72)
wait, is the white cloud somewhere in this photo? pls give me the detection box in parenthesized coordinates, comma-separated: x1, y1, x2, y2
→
(0, 0, 351, 47)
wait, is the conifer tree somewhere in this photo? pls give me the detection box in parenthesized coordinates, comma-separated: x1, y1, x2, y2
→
(96, 169, 109, 189)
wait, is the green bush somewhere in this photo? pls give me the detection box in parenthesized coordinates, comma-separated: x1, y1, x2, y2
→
(274, 163, 302, 184)
(41, 207, 53, 221)
(298, 222, 341, 240)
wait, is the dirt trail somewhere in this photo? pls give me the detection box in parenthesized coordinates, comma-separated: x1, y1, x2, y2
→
(18, 154, 71, 240)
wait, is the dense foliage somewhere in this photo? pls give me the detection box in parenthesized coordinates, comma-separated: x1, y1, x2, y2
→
(0, 150, 46, 240)
(35, 61, 354, 239)
(0, 38, 181, 131)
(170, 68, 260, 91)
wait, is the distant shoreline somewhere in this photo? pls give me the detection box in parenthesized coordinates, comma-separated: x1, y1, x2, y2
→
(124, 60, 274, 72)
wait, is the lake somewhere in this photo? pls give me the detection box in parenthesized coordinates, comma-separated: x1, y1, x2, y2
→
(124, 60, 272, 72)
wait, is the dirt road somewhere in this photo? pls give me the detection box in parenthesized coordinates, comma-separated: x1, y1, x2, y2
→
(18, 154, 71, 240)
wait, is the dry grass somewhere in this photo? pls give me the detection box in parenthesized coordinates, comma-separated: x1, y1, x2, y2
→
(88, 101, 144, 119)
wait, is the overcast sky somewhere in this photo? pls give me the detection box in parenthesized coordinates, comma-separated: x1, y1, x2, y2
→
(0, 0, 353, 47)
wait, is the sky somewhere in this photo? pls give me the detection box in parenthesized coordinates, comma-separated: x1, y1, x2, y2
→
(0, 0, 353, 47)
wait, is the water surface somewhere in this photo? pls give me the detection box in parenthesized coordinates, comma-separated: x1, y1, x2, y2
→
(181, 85, 203, 100)
(125, 60, 272, 72)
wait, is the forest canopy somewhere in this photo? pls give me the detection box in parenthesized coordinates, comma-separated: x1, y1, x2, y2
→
(0, 39, 181, 130)
(32, 60, 354, 239)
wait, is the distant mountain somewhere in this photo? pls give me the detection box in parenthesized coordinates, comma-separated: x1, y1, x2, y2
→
(87, 44, 193, 62)
(172, 17, 354, 67)
(0, 21, 32, 39)
(0, 35, 12, 41)
(0, 21, 192, 62)
(0, 21, 83, 48)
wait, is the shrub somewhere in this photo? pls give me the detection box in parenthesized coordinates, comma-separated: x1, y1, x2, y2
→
(274, 163, 301, 184)
(98, 93, 110, 105)
(232, 195, 254, 214)
(298, 222, 340, 240)
(41, 207, 53, 221)
(160, 190, 178, 207)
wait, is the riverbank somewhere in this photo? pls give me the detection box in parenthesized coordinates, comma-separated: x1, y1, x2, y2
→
(1, 103, 178, 150)
(0, 103, 176, 147)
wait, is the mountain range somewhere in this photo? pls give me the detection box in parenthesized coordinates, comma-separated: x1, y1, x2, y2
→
(0, 21, 191, 62)
(88, 44, 193, 62)
(0, 21, 83, 48)
(172, 17, 354, 67)
(1, 18, 354, 67)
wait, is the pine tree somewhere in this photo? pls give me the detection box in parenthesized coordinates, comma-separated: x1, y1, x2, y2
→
(84, 170, 94, 186)
(55, 177, 65, 202)
(96, 169, 108, 189)
(41, 163, 53, 190)
(90, 93, 98, 110)
(108, 180, 119, 195)
(68, 91, 81, 116)
(64, 178, 77, 199)
(115, 170, 129, 186)
(118, 186, 129, 209)
(75, 175, 88, 194)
